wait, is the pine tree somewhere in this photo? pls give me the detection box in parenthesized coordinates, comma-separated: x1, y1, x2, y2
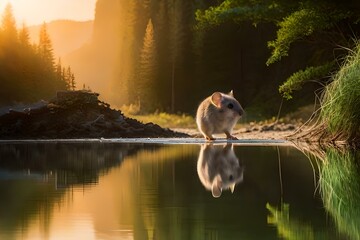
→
(1, 3, 17, 43)
(18, 23, 35, 98)
(38, 22, 55, 70)
(70, 73, 76, 90)
(65, 66, 76, 90)
(0, 3, 20, 102)
(62, 67, 67, 87)
(55, 58, 64, 84)
(56, 58, 62, 76)
(19, 23, 31, 47)
(138, 18, 157, 112)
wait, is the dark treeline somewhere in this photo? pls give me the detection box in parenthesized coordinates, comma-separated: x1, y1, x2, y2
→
(0, 4, 75, 105)
(84, 0, 328, 117)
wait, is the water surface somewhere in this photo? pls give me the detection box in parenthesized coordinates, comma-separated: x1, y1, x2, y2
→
(0, 142, 349, 239)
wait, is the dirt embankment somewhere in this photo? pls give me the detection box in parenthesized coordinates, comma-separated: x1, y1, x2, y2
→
(0, 91, 188, 139)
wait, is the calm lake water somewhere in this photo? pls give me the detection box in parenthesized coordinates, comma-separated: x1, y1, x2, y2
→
(0, 141, 356, 240)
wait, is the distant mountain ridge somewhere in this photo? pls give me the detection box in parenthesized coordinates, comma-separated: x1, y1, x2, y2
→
(28, 20, 94, 58)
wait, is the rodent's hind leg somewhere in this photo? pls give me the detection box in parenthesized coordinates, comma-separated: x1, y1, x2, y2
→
(225, 131, 238, 140)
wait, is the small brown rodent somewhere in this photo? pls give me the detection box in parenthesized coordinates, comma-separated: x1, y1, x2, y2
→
(196, 91, 244, 140)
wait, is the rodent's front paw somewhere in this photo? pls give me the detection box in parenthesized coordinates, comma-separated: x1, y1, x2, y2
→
(227, 135, 238, 140)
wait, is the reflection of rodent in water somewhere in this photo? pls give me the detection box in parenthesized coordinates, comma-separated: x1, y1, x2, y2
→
(197, 143, 244, 198)
(196, 91, 244, 140)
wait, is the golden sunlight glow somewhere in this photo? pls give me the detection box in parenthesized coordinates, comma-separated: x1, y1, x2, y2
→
(0, 0, 96, 26)
(11, 146, 197, 240)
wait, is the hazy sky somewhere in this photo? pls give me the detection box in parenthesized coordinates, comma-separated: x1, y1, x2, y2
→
(0, 0, 97, 26)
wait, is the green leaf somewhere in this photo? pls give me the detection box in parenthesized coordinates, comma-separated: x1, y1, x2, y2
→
(279, 62, 334, 99)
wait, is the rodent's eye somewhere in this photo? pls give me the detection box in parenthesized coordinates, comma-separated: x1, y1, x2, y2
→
(227, 103, 234, 109)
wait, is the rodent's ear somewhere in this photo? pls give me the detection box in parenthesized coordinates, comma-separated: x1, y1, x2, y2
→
(210, 92, 222, 108)
(228, 90, 234, 97)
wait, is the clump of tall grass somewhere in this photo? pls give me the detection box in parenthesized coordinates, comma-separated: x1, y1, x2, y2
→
(320, 44, 360, 142)
(319, 148, 360, 239)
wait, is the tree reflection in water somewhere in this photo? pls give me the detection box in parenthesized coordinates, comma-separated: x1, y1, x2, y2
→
(0, 143, 352, 239)
(0, 142, 141, 239)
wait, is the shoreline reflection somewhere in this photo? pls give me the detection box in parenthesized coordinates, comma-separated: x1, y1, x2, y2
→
(0, 143, 346, 239)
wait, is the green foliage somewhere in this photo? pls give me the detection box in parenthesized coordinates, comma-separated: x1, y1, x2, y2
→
(268, 4, 351, 65)
(267, 8, 333, 65)
(279, 62, 334, 100)
(196, 0, 360, 102)
(267, 203, 317, 239)
(196, 1, 356, 64)
(195, 0, 285, 30)
(320, 44, 360, 140)
(319, 148, 360, 240)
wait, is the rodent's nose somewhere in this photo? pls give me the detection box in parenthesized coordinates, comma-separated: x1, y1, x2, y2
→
(238, 109, 244, 116)
(229, 175, 234, 181)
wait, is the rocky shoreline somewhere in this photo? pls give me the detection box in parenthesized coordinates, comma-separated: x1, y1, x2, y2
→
(0, 91, 188, 139)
